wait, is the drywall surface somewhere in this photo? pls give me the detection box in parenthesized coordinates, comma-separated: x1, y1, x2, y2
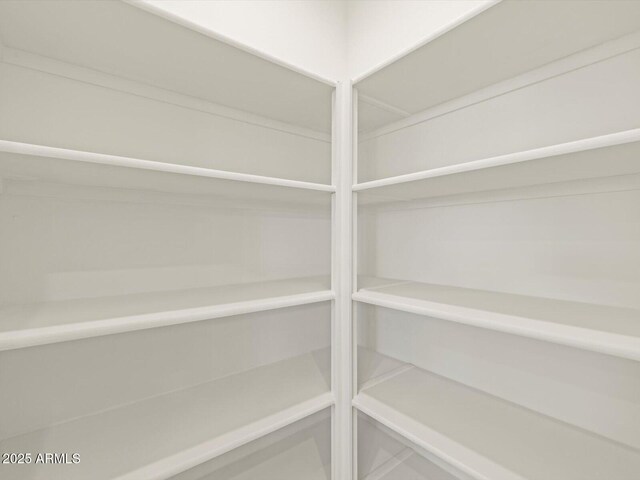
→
(138, 0, 347, 82)
(347, 0, 494, 80)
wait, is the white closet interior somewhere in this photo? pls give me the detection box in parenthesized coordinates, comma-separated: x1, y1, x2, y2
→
(354, 1, 640, 479)
(0, 1, 334, 479)
(2, 1, 640, 479)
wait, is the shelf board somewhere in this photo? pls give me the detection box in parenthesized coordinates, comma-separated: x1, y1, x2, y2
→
(354, 280, 640, 361)
(358, 346, 412, 390)
(0, 0, 333, 132)
(179, 410, 331, 480)
(361, 449, 460, 480)
(0, 140, 334, 205)
(354, 366, 640, 480)
(360, 449, 415, 480)
(355, 1, 640, 118)
(0, 276, 333, 351)
(354, 129, 640, 204)
(358, 410, 467, 480)
(0, 350, 333, 480)
(194, 439, 331, 480)
(357, 275, 411, 291)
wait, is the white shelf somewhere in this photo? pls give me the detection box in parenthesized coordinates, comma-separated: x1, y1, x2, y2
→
(0, 350, 333, 480)
(179, 411, 331, 480)
(362, 450, 460, 480)
(354, 129, 640, 204)
(358, 411, 464, 480)
(234, 461, 329, 480)
(360, 449, 415, 480)
(354, 280, 640, 362)
(358, 346, 412, 390)
(0, 140, 334, 204)
(193, 437, 332, 480)
(354, 366, 640, 480)
(0, 0, 333, 132)
(355, 1, 640, 118)
(0, 276, 333, 351)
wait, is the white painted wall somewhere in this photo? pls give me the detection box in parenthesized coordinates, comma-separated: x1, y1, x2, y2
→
(139, 0, 348, 82)
(346, 0, 494, 80)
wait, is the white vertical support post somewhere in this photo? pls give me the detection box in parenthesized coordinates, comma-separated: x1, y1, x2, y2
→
(352, 88, 359, 293)
(351, 88, 359, 480)
(332, 80, 353, 480)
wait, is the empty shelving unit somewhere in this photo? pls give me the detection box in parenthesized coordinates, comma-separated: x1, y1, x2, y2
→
(3, 1, 640, 479)
(0, 1, 337, 479)
(354, 1, 640, 479)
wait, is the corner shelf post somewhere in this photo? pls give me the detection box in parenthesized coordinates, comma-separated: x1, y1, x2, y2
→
(332, 80, 354, 480)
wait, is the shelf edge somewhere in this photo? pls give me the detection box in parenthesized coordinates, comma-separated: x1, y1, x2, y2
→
(351, 0, 500, 84)
(353, 393, 525, 480)
(115, 391, 335, 480)
(0, 290, 335, 352)
(352, 128, 640, 192)
(124, 0, 338, 87)
(0, 139, 336, 193)
(360, 448, 414, 480)
(353, 290, 640, 361)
